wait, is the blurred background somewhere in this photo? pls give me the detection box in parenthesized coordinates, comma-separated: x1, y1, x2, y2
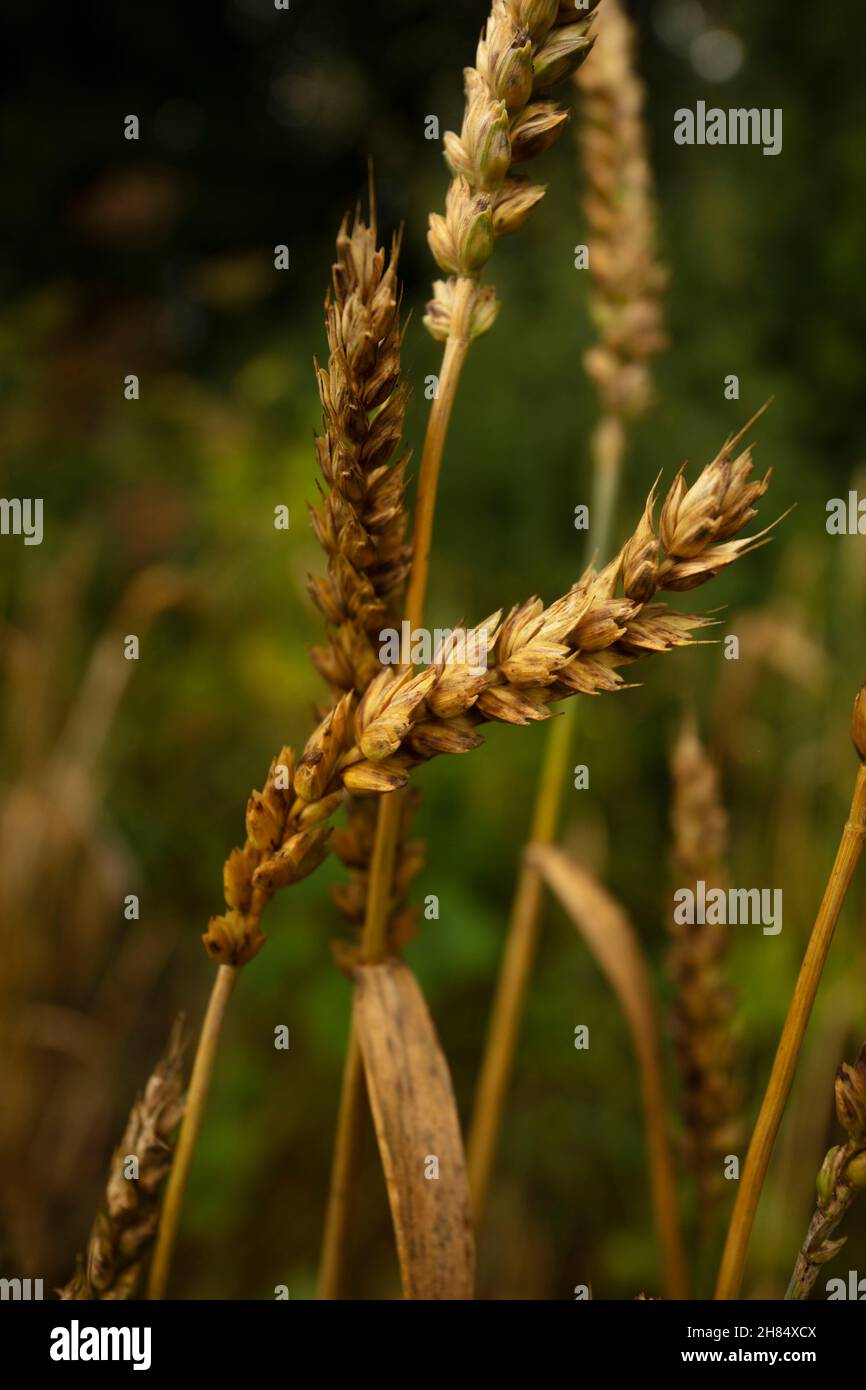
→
(1, 0, 865, 1300)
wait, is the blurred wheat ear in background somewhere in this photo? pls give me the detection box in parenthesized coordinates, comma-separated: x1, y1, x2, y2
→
(667, 718, 741, 1277)
(60, 1016, 186, 1300)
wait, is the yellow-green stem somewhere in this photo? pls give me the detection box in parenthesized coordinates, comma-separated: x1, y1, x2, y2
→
(147, 963, 239, 1299)
(361, 275, 475, 967)
(466, 414, 625, 1227)
(317, 1027, 366, 1299)
(715, 760, 866, 1299)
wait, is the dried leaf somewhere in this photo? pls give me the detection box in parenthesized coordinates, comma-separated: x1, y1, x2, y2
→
(353, 958, 475, 1299)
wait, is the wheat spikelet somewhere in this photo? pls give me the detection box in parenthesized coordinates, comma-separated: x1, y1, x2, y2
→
(786, 1035, 866, 1299)
(305, 206, 426, 967)
(203, 419, 779, 964)
(58, 1017, 186, 1300)
(576, 0, 667, 423)
(308, 206, 410, 699)
(426, 0, 601, 343)
(667, 718, 741, 1212)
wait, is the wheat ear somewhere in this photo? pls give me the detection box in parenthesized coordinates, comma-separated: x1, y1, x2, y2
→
(60, 1017, 186, 1300)
(153, 418, 774, 1297)
(717, 685, 866, 1298)
(377, 0, 604, 785)
(149, 206, 414, 1300)
(786, 1035, 866, 1299)
(200, 424, 780, 931)
(668, 719, 741, 1223)
(307, 204, 423, 967)
(308, 205, 427, 1296)
(467, 0, 668, 1225)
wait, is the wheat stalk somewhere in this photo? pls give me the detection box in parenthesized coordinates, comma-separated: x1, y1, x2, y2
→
(786, 1034, 866, 1299)
(149, 203, 414, 1299)
(370, 0, 603, 821)
(59, 1016, 186, 1300)
(406, 0, 602, 640)
(321, 2, 604, 1293)
(528, 846, 689, 1298)
(150, 401, 775, 1296)
(466, 0, 668, 1225)
(308, 202, 425, 1297)
(668, 718, 741, 1221)
(716, 684, 866, 1298)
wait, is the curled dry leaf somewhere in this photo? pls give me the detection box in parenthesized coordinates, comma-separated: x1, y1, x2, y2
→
(353, 957, 475, 1299)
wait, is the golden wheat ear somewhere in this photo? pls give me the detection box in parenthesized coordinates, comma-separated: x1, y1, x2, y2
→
(426, 0, 601, 343)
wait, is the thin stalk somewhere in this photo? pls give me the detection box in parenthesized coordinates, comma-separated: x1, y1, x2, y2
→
(316, 1028, 367, 1300)
(466, 415, 625, 1226)
(402, 277, 475, 638)
(147, 964, 238, 1299)
(715, 759, 866, 1300)
(785, 1194, 854, 1301)
(317, 278, 475, 1297)
(357, 284, 475, 966)
(635, 992, 692, 1300)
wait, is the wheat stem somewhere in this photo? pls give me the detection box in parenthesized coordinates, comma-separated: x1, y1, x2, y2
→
(147, 964, 238, 1299)
(360, 280, 475, 965)
(318, 1, 603, 1293)
(715, 756, 866, 1300)
(467, 680, 574, 1221)
(467, 0, 667, 1233)
(403, 280, 475, 635)
(317, 1027, 367, 1300)
(786, 1189, 855, 1301)
(318, 293, 475, 1295)
(466, 414, 624, 1226)
(637, 1007, 692, 1299)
